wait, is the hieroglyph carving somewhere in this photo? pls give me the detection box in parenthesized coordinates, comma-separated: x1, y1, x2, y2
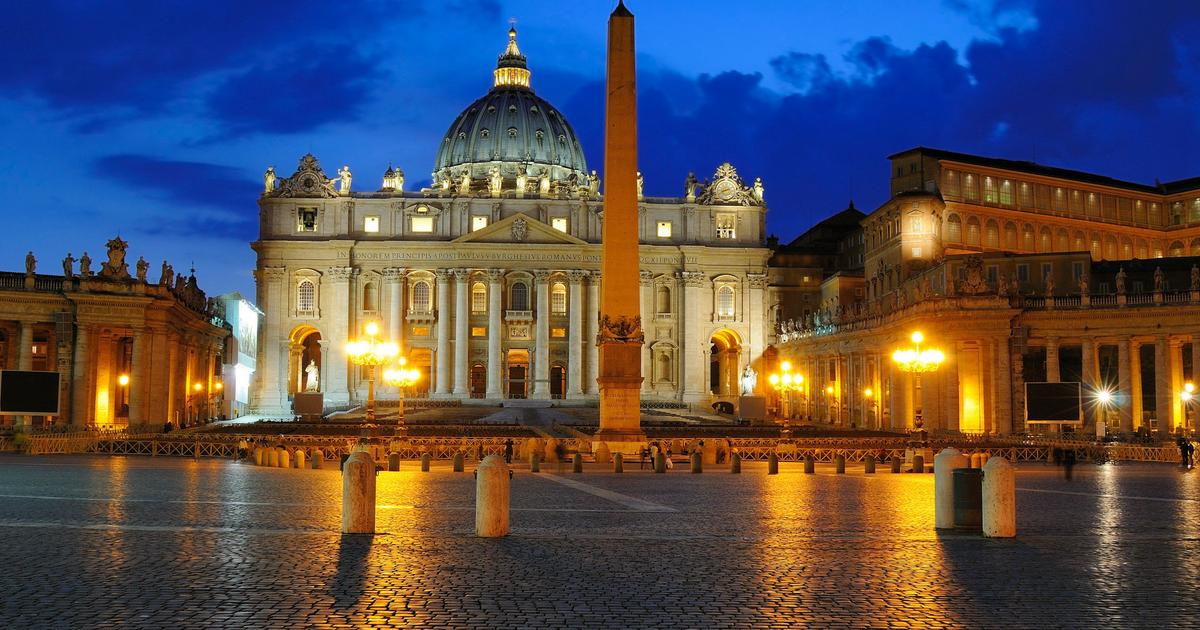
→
(596, 314, 645, 345)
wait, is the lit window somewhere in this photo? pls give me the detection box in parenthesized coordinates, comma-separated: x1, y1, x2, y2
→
(717, 285, 735, 317)
(472, 326, 487, 337)
(983, 177, 997, 203)
(472, 216, 489, 231)
(297, 208, 318, 232)
(912, 247, 923, 258)
(716, 215, 736, 239)
(412, 326, 430, 337)
(551, 217, 568, 232)
(363, 216, 380, 233)
(411, 216, 434, 233)
(551, 283, 567, 314)
(297, 280, 315, 314)
(551, 327, 566, 338)
(657, 221, 672, 238)
(999, 181, 1013, 206)
(471, 282, 487, 313)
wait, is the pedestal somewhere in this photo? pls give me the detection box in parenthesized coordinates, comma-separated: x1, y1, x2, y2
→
(292, 392, 324, 419)
(738, 395, 766, 425)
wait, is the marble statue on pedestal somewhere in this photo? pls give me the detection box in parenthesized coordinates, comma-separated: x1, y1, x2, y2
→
(79, 252, 92, 278)
(304, 360, 320, 392)
(263, 166, 276, 193)
(740, 365, 757, 396)
(62, 253, 75, 279)
(136, 256, 149, 283)
(25, 251, 35, 276)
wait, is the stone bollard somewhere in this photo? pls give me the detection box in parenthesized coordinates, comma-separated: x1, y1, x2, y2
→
(934, 448, 970, 529)
(864, 454, 876, 474)
(982, 456, 1016, 538)
(341, 450, 376, 534)
(970, 452, 983, 469)
(912, 454, 925, 474)
(768, 451, 779, 475)
(530, 453, 541, 473)
(978, 453, 990, 468)
(702, 441, 717, 466)
(294, 450, 306, 469)
(690, 451, 702, 474)
(891, 456, 902, 473)
(730, 452, 741, 474)
(254, 447, 264, 466)
(613, 452, 624, 473)
(388, 452, 400, 472)
(475, 455, 510, 538)
(278, 448, 291, 469)
(313, 450, 324, 470)
(267, 447, 279, 468)
(804, 454, 815, 474)
(834, 454, 845, 474)
(421, 453, 431, 472)
(595, 442, 611, 464)
(572, 452, 583, 473)
(654, 451, 666, 473)
(452, 452, 465, 473)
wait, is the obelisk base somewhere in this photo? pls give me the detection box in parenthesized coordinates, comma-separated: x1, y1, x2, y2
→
(595, 343, 646, 454)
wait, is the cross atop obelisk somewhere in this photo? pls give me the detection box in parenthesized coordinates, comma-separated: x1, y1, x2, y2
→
(594, 0, 645, 451)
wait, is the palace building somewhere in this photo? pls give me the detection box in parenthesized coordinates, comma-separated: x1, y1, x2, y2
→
(250, 28, 773, 414)
(776, 148, 1200, 436)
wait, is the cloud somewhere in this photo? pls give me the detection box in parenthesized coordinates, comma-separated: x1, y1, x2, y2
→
(91, 154, 258, 240)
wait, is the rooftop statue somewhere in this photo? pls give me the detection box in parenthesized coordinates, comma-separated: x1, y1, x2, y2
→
(99, 236, 131, 280)
(79, 252, 92, 278)
(336, 165, 352, 195)
(685, 172, 697, 202)
(136, 256, 149, 283)
(25, 251, 35, 277)
(636, 171, 644, 199)
(753, 177, 765, 203)
(263, 166, 276, 194)
(1116, 267, 1126, 294)
(62, 253, 75, 279)
(1154, 267, 1164, 292)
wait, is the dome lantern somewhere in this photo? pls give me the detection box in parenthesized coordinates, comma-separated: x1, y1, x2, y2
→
(493, 24, 530, 89)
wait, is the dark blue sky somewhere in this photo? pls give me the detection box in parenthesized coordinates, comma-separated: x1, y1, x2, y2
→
(2, 0, 1199, 299)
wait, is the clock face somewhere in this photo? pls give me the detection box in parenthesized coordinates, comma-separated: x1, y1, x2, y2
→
(301, 175, 318, 191)
(715, 180, 736, 201)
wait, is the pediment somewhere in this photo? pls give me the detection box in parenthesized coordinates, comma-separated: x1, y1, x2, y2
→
(452, 212, 587, 245)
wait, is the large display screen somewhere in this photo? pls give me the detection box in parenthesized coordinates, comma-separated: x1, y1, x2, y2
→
(1025, 381, 1082, 424)
(0, 370, 61, 415)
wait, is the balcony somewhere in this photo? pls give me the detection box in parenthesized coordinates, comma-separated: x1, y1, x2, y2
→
(406, 309, 436, 322)
(505, 309, 534, 322)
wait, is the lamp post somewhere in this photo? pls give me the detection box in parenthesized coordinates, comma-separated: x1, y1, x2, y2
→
(346, 322, 399, 425)
(383, 358, 421, 435)
(768, 361, 803, 436)
(1182, 382, 1196, 436)
(891, 331, 945, 441)
(863, 387, 876, 429)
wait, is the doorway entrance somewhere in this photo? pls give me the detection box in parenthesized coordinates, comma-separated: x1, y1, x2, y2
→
(506, 349, 529, 399)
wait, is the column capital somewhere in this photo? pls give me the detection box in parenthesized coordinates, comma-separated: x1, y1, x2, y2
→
(382, 267, 407, 282)
(533, 270, 552, 283)
(639, 270, 653, 285)
(452, 269, 472, 282)
(567, 270, 589, 283)
(485, 268, 506, 283)
(256, 266, 287, 282)
(747, 272, 769, 289)
(325, 266, 356, 282)
(434, 268, 453, 282)
(677, 271, 706, 287)
(588, 271, 602, 284)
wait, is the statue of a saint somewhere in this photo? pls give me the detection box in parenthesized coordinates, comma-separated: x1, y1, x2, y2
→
(1154, 266, 1164, 292)
(24, 251, 35, 276)
(1192, 264, 1199, 291)
(1078, 274, 1089, 295)
(740, 365, 757, 396)
(136, 256, 149, 283)
(997, 272, 1008, 297)
(159, 260, 170, 285)
(79, 252, 92, 278)
(460, 170, 472, 195)
(62, 253, 75, 279)
(1116, 267, 1127, 294)
(263, 166, 276, 193)
(538, 169, 550, 196)
(394, 167, 404, 192)
(636, 171, 644, 199)
(304, 360, 320, 392)
(752, 177, 765, 203)
(1044, 272, 1055, 297)
(685, 172, 697, 201)
(337, 165, 352, 195)
(489, 167, 502, 197)
(588, 170, 600, 197)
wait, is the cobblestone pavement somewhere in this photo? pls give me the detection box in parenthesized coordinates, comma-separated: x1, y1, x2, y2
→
(0, 455, 1197, 629)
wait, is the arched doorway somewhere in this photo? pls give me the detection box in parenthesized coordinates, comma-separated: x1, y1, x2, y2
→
(506, 349, 529, 399)
(288, 325, 322, 396)
(709, 329, 742, 398)
(470, 363, 486, 399)
(408, 348, 432, 397)
(550, 364, 566, 399)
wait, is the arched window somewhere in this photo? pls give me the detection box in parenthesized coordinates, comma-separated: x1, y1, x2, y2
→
(717, 286, 735, 318)
(985, 220, 999, 248)
(298, 280, 315, 314)
(965, 216, 980, 246)
(1104, 235, 1118, 260)
(1039, 227, 1051, 253)
(1022, 224, 1035, 251)
(510, 282, 529, 311)
(1169, 240, 1186, 257)
(412, 281, 431, 312)
(362, 281, 378, 312)
(656, 285, 671, 314)
(1004, 223, 1018, 250)
(471, 282, 487, 313)
(1073, 231, 1086, 252)
(946, 214, 962, 243)
(551, 282, 567, 314)
(1121, 238, 1133, 260)
(1056, 229, 1069, 252)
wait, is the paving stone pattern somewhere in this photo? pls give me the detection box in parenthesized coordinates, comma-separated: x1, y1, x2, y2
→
(0, 455, 1197, 628)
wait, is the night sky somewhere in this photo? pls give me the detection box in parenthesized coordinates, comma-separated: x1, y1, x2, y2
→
(2, 1, 1199, 299)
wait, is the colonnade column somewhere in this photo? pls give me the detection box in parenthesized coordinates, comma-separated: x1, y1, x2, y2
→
(253, 266, 287, 413)
(1081, 338, 1099, 431)
(1154, 336, 1172, 433)
(586, 273, 600, 396)
(127, 329, 149, 426)
(486, 269, 504, 399)
(15, 321, 32, 428)
(1117, 337, 1133, 432)
(452, 270, 470, 396)
(1169, 338, 1184, 433)
(532, 271, 551, 399)
(71, 324, 91, 427)
(384, 267, 406, 349)
(992, 338, 1012, 435)
(567, 271, 586, 398)
(940, 346, 959, 432)
(1045, 337, 1060, 383)
(434, 269, 452, 397)
(639, 271, 652, 394)
(325, 266, 354, 403)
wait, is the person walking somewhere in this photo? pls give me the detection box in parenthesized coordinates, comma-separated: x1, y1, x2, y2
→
(1178, 436, 1191, 469)
(504, 439, 514, 464)
(1063, 448, 1076, 481)
(639, 445, 649, 470)
(554, 440, 567, 473)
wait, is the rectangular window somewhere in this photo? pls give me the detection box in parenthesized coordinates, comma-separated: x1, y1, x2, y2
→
(656, 221, 672, 238)
(986, 265, 998, 284)
(1072, 262, 1084, 281)
(1041, 263, 1053, 281)
(716, 215, 736, 239)
(471, 326, 487, 337)
(551, 217, 568, 232)
(551, 327, 566, 338)
(1017, 264, 1029, 282)
(411, 216, 434, 233)
(411, 326, 430, 337)
(297, 208, 318, 232)
(472, 216, 489, 231)
(983, 177, 998, 203)
(911, 247, 922, 258)
(364, 216, 380, 233)
(999, 181, 1013, 206)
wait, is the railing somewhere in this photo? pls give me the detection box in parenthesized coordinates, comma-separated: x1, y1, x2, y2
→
(504, 310, 533, 321)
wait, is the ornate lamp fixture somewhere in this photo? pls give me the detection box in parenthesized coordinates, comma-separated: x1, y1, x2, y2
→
(768, 360, 804, 436)
(383, 357, 421, 434)
(346, 322, 399, 424)
(891, 331, 945, 431)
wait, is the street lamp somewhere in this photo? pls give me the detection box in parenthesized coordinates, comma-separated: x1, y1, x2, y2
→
(768, 360, 803, 436)
(863, 387, 876, 429)
(346, 321, 399, 424)
(1182, 382, 1196, 435)
(891, 330, 945, 435)
(383, 357, 421, 434)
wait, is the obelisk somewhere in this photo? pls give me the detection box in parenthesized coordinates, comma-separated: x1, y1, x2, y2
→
(595, 0, 645, 450)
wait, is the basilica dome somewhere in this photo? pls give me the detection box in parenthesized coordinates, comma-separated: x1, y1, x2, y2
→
(433, 27, 589, 188)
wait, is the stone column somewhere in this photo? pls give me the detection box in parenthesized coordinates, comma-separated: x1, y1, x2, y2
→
(942, 347, 959, 432)
(532, 270, 551, 399)
(639, 270, 653, 394)
(14, 320, 33, 427)
(253, 267, 287, 413)
(586, 273, 600, 396)
(452, 269, 470, 396)
(1169, 339, 1185, 434)
(747, 273, 767, 392)
(680, 271, 707, 403)
(127, 329, 149, 426)
(486, 269, 505, 399)
(567, 271, 586, 398)
(71, 324, 92, 427)
(1154, 336, 1172, 433)
(1131, 339, 1144, 430)
(324, 266, 355, 403)
(434, 269, 452, 396)
(889, 362, 910, 430)
(993, 338, 1012, 435)
(1117, 337, 1133, 432)
(384, 267, 406, 348)
(1045, 337, 1060, 383)
(1081, 338, 1099, 430)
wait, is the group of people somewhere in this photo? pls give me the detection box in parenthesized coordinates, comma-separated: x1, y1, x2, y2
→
(1178, 436, 1196, 469)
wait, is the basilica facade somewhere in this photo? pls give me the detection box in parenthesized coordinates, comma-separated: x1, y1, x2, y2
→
(250, 28, 773, 414)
